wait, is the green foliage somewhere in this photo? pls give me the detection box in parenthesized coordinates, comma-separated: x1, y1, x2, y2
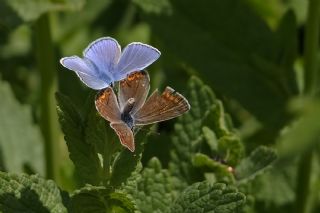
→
(0, 2, 22, 36)
(4, 0, 85, 22)
(56, 92, 103, 185)
(170, 76, 244, 183)
(250, 164, 296, 206)
(125, 157, 186, 213)
(2, 0, 320, 212)
(192, 153, 235, 183)
(169, 76, 215, 181)
(70, 185, 136, 213)
(235, 146, 277, 182)
(0, 80, 44, 174)
(0, 171, 68, 212)
(277, 99, 320, 158)
(135, 0, 298, 132)
(170, 181, 245, 213)
(56, 92, 151, 188)
(110, 132, 146, 188)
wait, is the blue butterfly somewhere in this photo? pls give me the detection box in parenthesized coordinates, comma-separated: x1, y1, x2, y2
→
(60, 37, 161, 90)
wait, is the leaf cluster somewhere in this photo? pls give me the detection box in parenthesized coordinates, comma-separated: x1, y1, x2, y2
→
(2, 0, 320, 212)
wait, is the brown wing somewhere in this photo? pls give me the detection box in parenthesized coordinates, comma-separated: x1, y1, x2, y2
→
(95, 87, 121, 122)
(134, 86, 190, 125)
(118, 70, 150, 114)
(110, 122, 135, 152)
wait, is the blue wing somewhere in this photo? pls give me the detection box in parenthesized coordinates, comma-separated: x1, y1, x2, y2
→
(114, 42, 160, 80)
(83, 37, 121, 77)
(60, 56, 110, 90)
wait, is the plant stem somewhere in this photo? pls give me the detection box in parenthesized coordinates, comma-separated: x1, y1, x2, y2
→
(103, 142, 111, 183)
(296, 1, 320, 213)
(295, 151, 313, 213)
(103, 131, 118, 185)
(35, 14, 60, 181)
(304, 0, 320, 94)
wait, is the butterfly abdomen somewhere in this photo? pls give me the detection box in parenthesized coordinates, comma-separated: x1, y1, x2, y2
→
(121, 98, 135, 129)
(121, 113, 134, 129)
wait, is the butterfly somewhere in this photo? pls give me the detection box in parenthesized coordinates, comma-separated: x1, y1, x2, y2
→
(95, 70, 190, 152)
(60, 37, 161, 90)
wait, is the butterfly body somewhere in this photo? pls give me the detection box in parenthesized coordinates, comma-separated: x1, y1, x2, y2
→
(120, 98, 136, 129)
(95, 70, 190, 152)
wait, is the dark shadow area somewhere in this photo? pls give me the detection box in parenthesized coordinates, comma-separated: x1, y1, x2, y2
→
(0, 187, 50, 213)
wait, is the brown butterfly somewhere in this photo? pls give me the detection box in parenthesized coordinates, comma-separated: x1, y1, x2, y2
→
(95, 70, 190, 152)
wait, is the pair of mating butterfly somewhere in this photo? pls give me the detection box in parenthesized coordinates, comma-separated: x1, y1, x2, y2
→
(60, 37, 190, 152)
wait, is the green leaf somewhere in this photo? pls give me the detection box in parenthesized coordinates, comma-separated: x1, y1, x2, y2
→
(70, 185, 136, 213)
(203, 103, 245, 166)
(250, 163, 296, 206)
(192, 153, 235, 183)
(83, 96, 149, 188)
(56, 92, 103, 185)
(203, 102, 234, 138)
(0, 171, 68, 212)
(110, 131, 147, 188)
(217, 135, 244, 166)
(5, 0, 85, 22)
(277, 99, 320, 158)
(170, 181, 246, 213)
(57, 91, 144, 187)
(84, 107, 110, 155)
(235, 146, 277, 182)
(140, 0, 297, 130)
(169, 76, 217, 181)
(126, 157, 185, 213)
(202, 127, 218, 152)
(0, 80, 44, 174)
(244, 0, 284, 27)
(170, 76, 243, 182)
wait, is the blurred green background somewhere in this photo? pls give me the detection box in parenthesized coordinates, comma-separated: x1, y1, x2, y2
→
(1, 0, 320, 212)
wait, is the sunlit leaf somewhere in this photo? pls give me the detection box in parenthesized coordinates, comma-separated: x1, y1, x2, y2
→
(170, 181, 245, 213)
(0, 172, 68, 212)
(56, 92, 103, 185)
(169, 76, 216, 181)
(125, 157, 185, 213)
(170, 76, 243, 182)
